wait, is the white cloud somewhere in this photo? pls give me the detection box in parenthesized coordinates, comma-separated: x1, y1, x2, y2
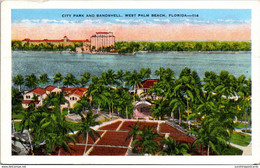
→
(115, 19, 131, 24)
(153, 19, 170, 23)
(20, 19, 40, 24)
(82, 19, 101, 24)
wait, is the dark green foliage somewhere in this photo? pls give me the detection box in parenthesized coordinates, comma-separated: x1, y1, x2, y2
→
(115, 41, 251, 53)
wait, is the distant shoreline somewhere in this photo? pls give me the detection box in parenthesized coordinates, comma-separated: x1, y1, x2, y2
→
(12, 50, 251, 55)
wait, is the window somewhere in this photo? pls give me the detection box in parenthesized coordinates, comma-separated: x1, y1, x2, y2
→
(26, 95, 30, 99)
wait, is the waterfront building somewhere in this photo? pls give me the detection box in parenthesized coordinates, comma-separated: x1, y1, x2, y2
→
(22, 87, 48, 108)
(61, 87, 88, 109)
(90, 32, 115, 50)
(21, 36, 90, 47)
(22, 86, 88, 109)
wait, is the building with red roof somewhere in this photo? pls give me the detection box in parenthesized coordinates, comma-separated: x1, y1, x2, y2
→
(45, 85, 62, 94)
(136, 79, 159, 100)
(90, 32, 115, 51)
(60, 87, 88, 109)
(21, 36, 90, 47)
(22, 86, 88, 109)
(22, 87, 47, 108)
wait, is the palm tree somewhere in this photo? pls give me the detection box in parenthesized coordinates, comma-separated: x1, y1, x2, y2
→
(25, 73, 38, 89)
(76, 111, 101, 154)
(155, 67, 165, 80)
(126, 122, 141, 142)
(125, 70, 142, 102)
(215, 70, 236, 98)
(139, 67, 151, 81)
(237, 76, 251, 134)
(39, 73, 50, 87)
(20, 103, 37, 154)
(131, 126, 160, 155)
(116, 69, 124, 87)
(159, 137, 189, 155)
(170, 93, 186, 125)
(53, 72, 63, 88)
(150, 99, 167, 120)
(188, 108, 229, 155)
(13, 74, 24, 92)
(80, 72, 91, 87)
(63, 73, 76, 88)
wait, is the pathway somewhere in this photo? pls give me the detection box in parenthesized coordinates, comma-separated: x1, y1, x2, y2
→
(229, 141, 252, 155)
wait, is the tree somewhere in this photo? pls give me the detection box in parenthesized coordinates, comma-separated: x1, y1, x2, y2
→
(13, 74, 24, 92)
(63, 73, 77, 88)
(80, 72, 91, 87)
(131, 126, 160, 155)
(53, 73, 63, 88)
(25, 73, 38, 89)
(159, 137, 189, 155)
(20, 103, 38, 154)
(139, 67, 151, 81)
(169, 93, 186, 125)
(39, 73, 50, 87)
(125, 122, 141, 141)
(76, 111, 101, 154)
(125, 70, 142, 102)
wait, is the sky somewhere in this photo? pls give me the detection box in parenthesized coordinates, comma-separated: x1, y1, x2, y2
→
(11, 9, 251, 41)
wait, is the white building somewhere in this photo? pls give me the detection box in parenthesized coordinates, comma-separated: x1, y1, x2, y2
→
(90, 32, 115, 50)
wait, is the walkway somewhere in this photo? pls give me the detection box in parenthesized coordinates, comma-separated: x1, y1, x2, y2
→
(229, 141, 252, 155)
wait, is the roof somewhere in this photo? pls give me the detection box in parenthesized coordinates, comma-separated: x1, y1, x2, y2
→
(140, 79, 159, 89)
(45, 86, 56, 92)
(96, 32, 109, 34)
(61, 88, 75, 92)
(68, 87, 88, 97)
(61, 87, 88, 97)
(22, 37, 89, 42)
(51, 119, 196, 156)
(22, 100, 39, 104)
(27, 87, 46, 95)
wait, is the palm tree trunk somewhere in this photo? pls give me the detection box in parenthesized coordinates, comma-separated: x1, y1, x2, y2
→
(207, 145, 210, 156)
(126, 106, 128, 119)
(187, 99, 190, 130)
(112, 105, 114, 119)
(27, 130, 34, 155)
(84, 132, 89, 154)
(109, 104, 111, 119)
(12, 119, 15, 133)
(179, 107, 181, 125)
(244, 113, 247, 136)
(133, 85, 136, 102)
(171, 110, 174, 120)
(18, 85, 21, 92)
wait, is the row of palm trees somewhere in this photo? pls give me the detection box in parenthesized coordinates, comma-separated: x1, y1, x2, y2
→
(147, 67, 251, 155)
(12, 67, 251, 155)
(12, 67, 151, 92)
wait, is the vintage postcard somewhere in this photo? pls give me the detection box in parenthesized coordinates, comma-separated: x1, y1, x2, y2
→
(1, 0, 260, 165)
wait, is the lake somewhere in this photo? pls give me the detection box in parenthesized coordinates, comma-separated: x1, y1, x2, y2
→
(12, 51, 251, 84)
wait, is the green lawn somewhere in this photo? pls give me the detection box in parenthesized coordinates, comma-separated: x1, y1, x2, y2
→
(235, 122, 250, 129)
(14, 121, 22, 132)
(221, 146, 243, 155)
(230, 132, 251, 146)
(12, 113, 23, 120)
(242, 129, 251, 133)
(14, 120, 80, 132)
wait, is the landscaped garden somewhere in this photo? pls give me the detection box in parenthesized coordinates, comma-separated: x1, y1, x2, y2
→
(12, 66, 251, 155)
(230, 132, 251, 146)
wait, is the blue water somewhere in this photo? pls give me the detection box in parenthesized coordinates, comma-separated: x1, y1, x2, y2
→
(12, 51, 251, 83)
